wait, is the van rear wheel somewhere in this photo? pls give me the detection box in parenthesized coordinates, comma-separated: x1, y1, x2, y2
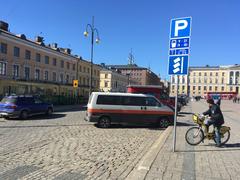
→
(98, 116, 111, 128)
(159, 117, 169, 128)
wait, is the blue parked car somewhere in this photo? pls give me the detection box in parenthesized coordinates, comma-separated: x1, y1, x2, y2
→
(0, 95, 53, 119)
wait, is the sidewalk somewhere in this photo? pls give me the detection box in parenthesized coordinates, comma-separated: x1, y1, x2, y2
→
(127, 100, 240, 180)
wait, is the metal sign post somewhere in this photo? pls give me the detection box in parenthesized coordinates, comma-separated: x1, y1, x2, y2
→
(173, 76, 179, 152)
(168, 17, 192, 152)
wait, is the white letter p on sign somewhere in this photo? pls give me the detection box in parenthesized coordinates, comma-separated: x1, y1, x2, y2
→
(174, 20, 188, 37)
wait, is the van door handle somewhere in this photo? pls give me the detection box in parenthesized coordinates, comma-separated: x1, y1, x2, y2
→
(141, 107, 147, 110)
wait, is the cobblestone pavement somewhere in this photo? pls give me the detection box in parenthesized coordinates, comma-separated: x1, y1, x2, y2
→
(0, 109, 162, 179)
(145, 100, 240, 180)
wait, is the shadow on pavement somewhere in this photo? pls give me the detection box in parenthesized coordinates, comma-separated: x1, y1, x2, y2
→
(54, 106, 87, 113)
(178, 112, 193, 115)
(6, 113, 66, 121)
(177, 122, 194, 126)
(0, 123, 90, 129)
(94, 123, 165, 130)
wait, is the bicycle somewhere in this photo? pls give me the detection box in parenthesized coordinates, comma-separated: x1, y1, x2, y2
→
(185, 113, 231, 146)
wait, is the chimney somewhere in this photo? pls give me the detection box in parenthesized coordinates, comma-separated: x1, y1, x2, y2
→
(64, 48, 71, 54)
(35, 36, 44, 43)
(0, 21, 9, 31)
(51, 43, 58, 49)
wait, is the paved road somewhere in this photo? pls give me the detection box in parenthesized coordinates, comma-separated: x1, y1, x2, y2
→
(0, 109, 162, 179)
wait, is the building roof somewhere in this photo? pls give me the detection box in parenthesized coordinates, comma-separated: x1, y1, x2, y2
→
(106, 64, 147, 70)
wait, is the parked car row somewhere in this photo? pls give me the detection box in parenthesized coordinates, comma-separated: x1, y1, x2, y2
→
(0, 95, 53, 120)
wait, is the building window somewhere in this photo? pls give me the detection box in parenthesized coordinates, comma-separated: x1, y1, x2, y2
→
(209, 86, 212, 91)
(44, 71, 48, 81)
(67, 62, 70, 69)
(94, 70, 96, 76)
(45, 56, 49, 64)
(60, 74, 64, 83)
(35, 69, 40, 80)
(221, 77, 224, 84)
(215, 78, 218, 84)
(60, 60, 64, 68)
(87, 68, 90, 73)
(36, 53, 41, 62)
(198, 86, 201, 91)
(104, 81, 108, 87)
(204, 86, 207, 91)
(13, 65, 19, 77)
(105, 74, 108, 78)
(204, 72, 207, 76)
(25, 50, 31, 60)
(172, 85, 175, 90)
(193, 72, 196, 76)
(52, 72, 57, 81)
(210, 72, 212, 76)
(221, 86, 224, 91)
(0, 62, 6, 75)
(216, 72, 218, 76)
(53, 58, 57, 66)
(199, 72, 201, 76)
(230, 87, 233, 91)
(210, 78, 212, 83)
(182, 86, 185, 90)
(79, 66, 82, 72)
(14, 46, 20, 57)
(0, 43, 7, 54)
(24, 67, 30, 79)
(83, 67, 86, 73)
(193, 78, 196, 83)
(193, 86, 196, 90)
(222, 72, 225, 76)
(66, 74, 69, 83)
(72, 64, 75, 71)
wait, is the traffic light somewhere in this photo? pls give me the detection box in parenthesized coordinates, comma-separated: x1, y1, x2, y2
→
(73, 80, 78, 88)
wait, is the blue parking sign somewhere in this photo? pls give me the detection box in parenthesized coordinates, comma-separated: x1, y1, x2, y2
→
(168, 56, 188, 75)
(170, 17, 192, 38)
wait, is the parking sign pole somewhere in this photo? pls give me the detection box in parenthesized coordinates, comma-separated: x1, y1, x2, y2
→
(173, 75, 179, 152)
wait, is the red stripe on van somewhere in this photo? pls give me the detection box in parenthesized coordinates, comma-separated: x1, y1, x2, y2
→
(88, 108, 174, 115)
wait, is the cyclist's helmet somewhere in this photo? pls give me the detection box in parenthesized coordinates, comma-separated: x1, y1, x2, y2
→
(207, 98, 214, 104)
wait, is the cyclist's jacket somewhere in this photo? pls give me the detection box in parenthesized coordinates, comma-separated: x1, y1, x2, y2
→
(203, 104, 224, 126)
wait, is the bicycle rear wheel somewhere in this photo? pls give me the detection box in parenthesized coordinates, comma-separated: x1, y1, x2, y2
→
(185, 127, 204, 145)
(213, 130, 230, 145)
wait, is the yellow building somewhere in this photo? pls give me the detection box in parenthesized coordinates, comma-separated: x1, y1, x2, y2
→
(0, 21, 100, 100)
(170, 65, 240, 97)
(100, 69, 128, 92)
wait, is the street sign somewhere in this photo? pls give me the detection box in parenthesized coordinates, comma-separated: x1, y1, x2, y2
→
(73, 80, 78, 88)
(168, 17, 192, 76)
(169, 38, 190, 49)
(170, 17, 192, 38)
(168, 56, 188, 75)
(168, 17, 192, 152)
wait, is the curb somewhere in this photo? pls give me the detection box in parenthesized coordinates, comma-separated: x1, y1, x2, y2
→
(126, 126, 173, 180)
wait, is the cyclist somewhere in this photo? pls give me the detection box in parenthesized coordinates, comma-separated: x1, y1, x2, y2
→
(202, 98, 224, 147)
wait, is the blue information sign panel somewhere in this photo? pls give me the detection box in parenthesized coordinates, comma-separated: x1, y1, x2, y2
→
(168, 56, 189, 75)
(168, 17, 192, 75)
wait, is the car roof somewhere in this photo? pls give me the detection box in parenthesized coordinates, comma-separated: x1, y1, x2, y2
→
(92, 92, 154, 98)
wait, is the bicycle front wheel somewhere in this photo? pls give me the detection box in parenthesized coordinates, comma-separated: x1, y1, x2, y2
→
(185, 127, 204, 145)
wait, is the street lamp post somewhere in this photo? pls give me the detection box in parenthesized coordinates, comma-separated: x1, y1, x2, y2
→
(84, 16, 100, 97)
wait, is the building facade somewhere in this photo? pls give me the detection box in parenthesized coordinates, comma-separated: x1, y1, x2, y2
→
(170, 65, 240, 97)
(0, 21, 100, 99)
(106, 64, 161, 86)
(100, 69, 128, 92)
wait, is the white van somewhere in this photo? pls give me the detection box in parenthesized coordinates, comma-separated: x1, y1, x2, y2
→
(85, 92, 174, 128)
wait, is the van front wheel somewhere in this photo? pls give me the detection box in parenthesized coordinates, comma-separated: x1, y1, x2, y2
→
(159, 117, 169, 128)
(98, 116, 111, 128)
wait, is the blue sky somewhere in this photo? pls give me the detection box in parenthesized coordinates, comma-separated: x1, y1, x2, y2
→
(1, 0, 240, 79)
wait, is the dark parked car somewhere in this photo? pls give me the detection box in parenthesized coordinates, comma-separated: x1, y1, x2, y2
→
(0, 95, 53, 119)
